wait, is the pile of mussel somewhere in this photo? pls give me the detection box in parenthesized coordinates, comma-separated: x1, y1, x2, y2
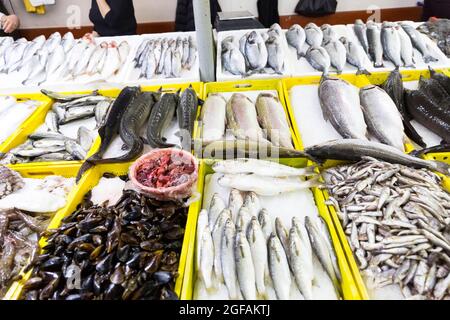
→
(20, 188, 187, 300)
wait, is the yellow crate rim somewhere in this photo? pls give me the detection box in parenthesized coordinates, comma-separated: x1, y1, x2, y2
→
(179, 159, 362, 300)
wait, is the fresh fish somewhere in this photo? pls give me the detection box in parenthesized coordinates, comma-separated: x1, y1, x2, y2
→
(268, 23, 283, 38)
(289, 227, 314, 300)
(199, 139, 313, 160)
(306, 46, 331, 74)
(196, 209, 209, 269)
(255, 93, 293, 148)
(86, 46, 107, 75)
(275, 218, 290, 258)
(382, 69, 425, 147)
(321, 24, 338, 43)
(318, 75, 368, 139)
(340, 37, 371, 75)
(94, 99, 112, 128)
(397, 26, 415, 68)
(305, 23, 323, 47)
(73, 43, 96, 77)
(226, 93, 265, 142)
(185, 36, 197, 70)
(208, 194, 226, 230)
(76, 127, 93, 153)
(323, 39, 347, 74)
(258, 209, 272, 241)
(61, 32, 75, 53)
(305, 217, 340, 287)
(78, 87, 141, 181)
(212, 158, 316, 177)
(418, 76, 450, 105)
(45, 111, 59, 133)
(268, 233, 291, 300)
(201, 93, 227, 143)
(212, 209, 231, 283)
(221, 219, 239, 299)
(381, 22, 403, 68)
(247, 217, 268, 298)
(29, 132, 67, 141)
(35, 152, 73, 162)
(305, 139, 450, 175)
(199, 227, 214, 290)
(218, 174, 321, 196)
(156, 39, 168, 74)
(360, 85, 406, 151)
(178, 86, 198, 147)
(171, 51, 182, 78)
(32, 138, 66, 149)
(13, 146, 66, 158)
(286, 24, 306, 59)
(228, 189, 243, 224)
(236, 206, 253, 234)
(244, 31, 268, 71)
(292, 217, 313, 262)
(101, 46, 121, 79)
(146, 92, 178, 148)
(242, 192, 260, 217)
(182, 38, 190, 68)
(117, 41, 130, 64)
(45, 44, 66, 77)
(405, 89, 450, 143)
(66, 41, 88, 73)
(266, 35, 284, 74)
(144, 50, 157, 79)
(65, 140, 86, 160)
(58, 105, 96, 125)
(401, 22, 438, 63)
(41, 89, 99, 102)
(353, 19, 369, 54)
(235, 229, 257, 300)
(367, 21, 384, 68)
(429, 67, 450, 95)
(222, 40, 246, 76)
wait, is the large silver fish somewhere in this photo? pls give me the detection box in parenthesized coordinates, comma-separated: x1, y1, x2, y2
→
(353, 19, 369, 54)
(381, 22, 403, 68)
(306, 46, 331, 74)
(222, 38, 246, 76)
(318, 75, 368, 139)
(266, 35, 284, 74)
(305, 23, 323, 47)
(340, 37, 371, 75)
(401, 22, 437, 63)
(323, 39, 347, 74)
(286, 24, 306, 59)
(367, 21, 384, 68)
(243, 31, 268, 71)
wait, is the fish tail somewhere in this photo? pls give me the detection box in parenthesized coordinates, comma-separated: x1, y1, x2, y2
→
(428, 65, 436, 76)
(403, 120, 426, 148)
(431, 160, 450, 176)
(76, 160, 95, 183)
(305, 176, 325, 188)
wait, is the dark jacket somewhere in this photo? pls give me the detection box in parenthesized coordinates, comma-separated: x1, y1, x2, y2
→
(422, 0, 450, 20)
(89, 0, 137, 36)
(0, 0, 20, 39)
(257, 0, 279, 28)
(175, 0, 221, 32)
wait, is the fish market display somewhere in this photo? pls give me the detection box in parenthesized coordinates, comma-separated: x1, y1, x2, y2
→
(194, 159, 341, 300)
(417, 19, 450, 58)
(323, 158, 450, 300)
(0, 168, 74, 298)
(1, 90, 113, 165)
(404, 71, 450, 143)
(19, 176, 187, 300)
(359, 85, 406, 151)
(0, 32, 130, 86)
(0, 96, 40, 145)
(200, 91, 294, 149)
(305, 139, 450, 176)
(132, 36, 197, 80)
(221, 24, 287, 77)
(318, 76, 368, 140)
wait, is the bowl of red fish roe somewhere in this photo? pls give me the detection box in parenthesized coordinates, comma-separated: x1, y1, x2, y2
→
(129, 148, 198, 201)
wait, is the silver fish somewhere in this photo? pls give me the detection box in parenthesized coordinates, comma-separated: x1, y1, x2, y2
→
(235, 229, 257, 300)
(401, 22, 437, 63)
(77, 126, 94, 152)
(208, 193, 226, 230)
(367, 21, 384, 68)
(228, 189, 243, 224)
(247, 217, 269, 298)
(305, 23, 323, 47)
(397, 25, 415, 68)
(244, 31, 268, 71)
(381, 22, 403, 68)
(199, 226, 214, 290)
(340, 37, 371, 75)
(353, 19, 369, 54)
(323, 39, 347, 74)
(221, 219, 239, 299)
(306, 46, 331, 74)
(65, 140, 86, 160)
(266, 35, 284, 74)
(289, 227, 314, 300)
(321, 24, 338, 43)
(222, 39, 246, 76)
(286, 24, 306, 59)
(275, 218, 290, 258)
(258, 209, 272, 241)
(212, 209, 231, 282)
(45, 111, 59, 132)
(268, 233, 291, 300)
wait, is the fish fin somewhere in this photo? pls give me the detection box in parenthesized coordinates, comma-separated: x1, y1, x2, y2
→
(423, 54, 438, 63)
(76, 160, 95, 183)
(356, 69, 372, 76)
(374, 62, 384, 68)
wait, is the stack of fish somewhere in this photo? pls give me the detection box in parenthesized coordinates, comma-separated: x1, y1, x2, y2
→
(195, 159, 341, 300)
(318, 75, 408, 151)
(0, 32, 130, 86)
(1, 90, 113, 164)
(221, 24, 286, 76)
(132, 36, 197, 80)
(285, 20, 439, 75)
(323, 158, 450, 300)
(417, 19, 450, 58)
(0, 166, 74, 298)
(0, 96, 40, 145)
(19, 184, 187, 300)
(404, 70, 450, 144)
(77, 86, 199, 180)
(200, 92, 294, 148)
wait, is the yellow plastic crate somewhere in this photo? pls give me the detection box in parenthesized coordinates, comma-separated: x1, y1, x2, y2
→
(318, 158, 450, 300)
(199, 79, 301, 152)
(0, 93, 52, 154)
(5, 161, 192, 300)
(2, 164, 84, 300)
(179, 159, 362, 300)
(282, 74, 416, 153)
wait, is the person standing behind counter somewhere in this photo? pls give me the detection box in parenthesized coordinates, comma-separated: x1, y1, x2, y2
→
(0, 0, 19, 37)
(89, 0, 137, 37)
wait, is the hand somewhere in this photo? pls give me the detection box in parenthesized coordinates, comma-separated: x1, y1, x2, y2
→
(2, 15, 19, 33)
